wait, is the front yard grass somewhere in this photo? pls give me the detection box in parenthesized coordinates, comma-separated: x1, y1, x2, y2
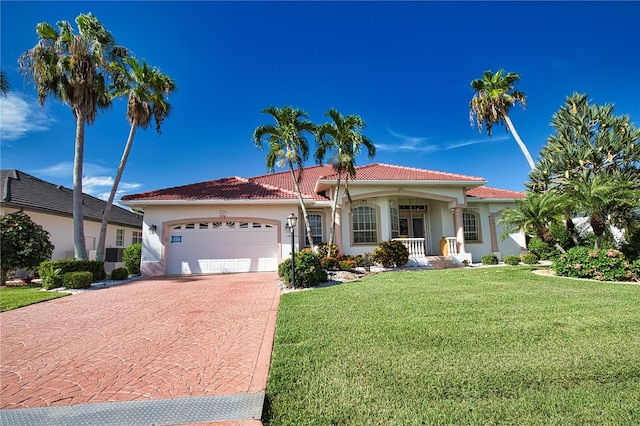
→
(0, 285, 69, 312)
(264, 267, 640, 425)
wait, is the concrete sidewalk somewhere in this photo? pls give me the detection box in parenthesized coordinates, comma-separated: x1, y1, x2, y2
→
(0, 273, 280, 425)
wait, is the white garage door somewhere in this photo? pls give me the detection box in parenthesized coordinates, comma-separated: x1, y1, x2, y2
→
(166, 220, 278, 275)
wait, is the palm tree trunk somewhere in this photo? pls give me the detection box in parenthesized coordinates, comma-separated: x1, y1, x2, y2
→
(288, 164, 315, 251)
(96, 123, 138, 261)
(590, 214, 606, 249)
(73, 113, 88, 260)
(327, 174, 342, 257)
(501, 109, 536, 170)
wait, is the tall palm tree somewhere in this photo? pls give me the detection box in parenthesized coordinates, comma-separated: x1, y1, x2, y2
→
(19, 13, 125, 259)
(469, 69, 535, 170)
(315, 108, 375, 256)
(0, 70, 9, 96)
(95, 57, 177, 261)
(253, 106, 317, 247)
(499, 191, 566, 253)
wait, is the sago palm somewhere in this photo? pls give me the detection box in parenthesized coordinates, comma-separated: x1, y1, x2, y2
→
(499, 191, 566, 253)
(315, 108, 375, 256)
(19, 13, 126, 259)
(253, 106, 317, 247)
(470, 69, 535, 169)
(95, 57, 177, 261)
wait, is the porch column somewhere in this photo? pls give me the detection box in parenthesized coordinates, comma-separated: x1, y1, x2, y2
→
(453, 207, 467, 254)
(488, 213, 499, 252)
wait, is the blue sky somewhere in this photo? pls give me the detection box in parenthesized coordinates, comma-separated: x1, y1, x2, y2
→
(1, 1, 639, 202)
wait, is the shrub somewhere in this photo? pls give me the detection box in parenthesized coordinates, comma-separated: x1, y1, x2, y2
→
(553, 247, 635, 281)
(356, 252, 375, 271)
(317, 242, 339, 258)
(621, 229, 640, 261)
(278, 250, 328, 289)
(481, 254, 499, 265)
(527, 237, 556, 261)
(40, 259, 105, 282)
(521, 253, 539, 265)
(123, 243, 142, 275)
(503, 255, 521, 266)
(373, 241, 409, 268)
(62, 271, 92, 289)
(321, 256, 339, 270)
(339, 260, 357, 271)
(39, 262, 63, 290)
(110, 267, 129, 280)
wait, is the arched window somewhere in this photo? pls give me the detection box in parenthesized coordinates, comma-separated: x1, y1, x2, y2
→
(352, 202, 379, 244)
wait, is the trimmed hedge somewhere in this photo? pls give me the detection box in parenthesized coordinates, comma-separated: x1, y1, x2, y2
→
(62, 271, 92, 289)
(481, 254, 499, 265)
(503, 255, 521, 266)
(39, 259, 105, 282)
(374, 241, 409, 268)
(521, 253, 539, 265)
(110, 267, 129, 280)
(123, 243, 141, 275)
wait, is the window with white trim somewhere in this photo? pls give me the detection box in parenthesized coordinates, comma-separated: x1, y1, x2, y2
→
(463, 212, 480, 241)
(352, 203, 378, 244)
(132, 231, 142, 244)
(116, 229, 124, 247)
(390, 201, 399, 239)
(305, 214, 323, 246)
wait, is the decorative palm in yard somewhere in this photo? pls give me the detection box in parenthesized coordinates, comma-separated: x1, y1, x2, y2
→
(315, 108, 376, 256)
(95, 57, 177, 262)
(19, 14, 126, 259)
(499, 191, 566, 253)
(469, 69, 536, 170)
(253, 106, 317, 247)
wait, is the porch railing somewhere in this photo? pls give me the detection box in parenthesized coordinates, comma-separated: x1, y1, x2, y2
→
(393, 238, 425, 258)
(445, 237, 458, 256)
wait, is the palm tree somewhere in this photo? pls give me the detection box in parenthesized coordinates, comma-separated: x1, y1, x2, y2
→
(19, 13, 125, 259)
(253, 106, 317, 248)
(564, 170, 637, 249)
(0, 70, 9, 96)
(499, 191, 566, 253)
(315, 108, 375, 256)
(469, 69, 536, 170)
(95, 57, 177, 261)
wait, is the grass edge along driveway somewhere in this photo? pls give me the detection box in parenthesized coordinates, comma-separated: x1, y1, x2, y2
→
(264, 267, 640, 425)
(1, 285, 69, 312)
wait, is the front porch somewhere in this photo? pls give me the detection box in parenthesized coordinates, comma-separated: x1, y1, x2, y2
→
(393, 237, 472, 268)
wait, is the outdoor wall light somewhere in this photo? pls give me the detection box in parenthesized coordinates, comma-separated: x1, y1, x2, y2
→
(287, 212, 297, 289)
(149, 224, 157, 234)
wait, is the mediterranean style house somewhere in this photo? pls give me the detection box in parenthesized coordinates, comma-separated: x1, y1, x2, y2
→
(121, 163, 526, 277)
(1, 169, 143, 274)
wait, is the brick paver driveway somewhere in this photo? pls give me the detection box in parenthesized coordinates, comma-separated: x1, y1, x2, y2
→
(0, 273, 280, 417)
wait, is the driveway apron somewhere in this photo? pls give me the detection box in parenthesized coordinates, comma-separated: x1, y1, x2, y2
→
(0, 273, 280, 425)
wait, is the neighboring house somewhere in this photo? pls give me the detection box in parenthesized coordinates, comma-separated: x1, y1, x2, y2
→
(121, 163, 526, 277)
(1, 169, 143, 273)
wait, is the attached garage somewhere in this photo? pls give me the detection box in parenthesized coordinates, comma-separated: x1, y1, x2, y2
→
(165, 220, 279, 275)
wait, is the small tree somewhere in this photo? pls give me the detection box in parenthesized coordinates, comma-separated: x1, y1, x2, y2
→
(1, 212, 54, 285)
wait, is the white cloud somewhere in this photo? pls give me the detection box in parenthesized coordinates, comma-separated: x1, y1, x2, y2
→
(0, 93, 55, 142)
(377, 127, 508, 153)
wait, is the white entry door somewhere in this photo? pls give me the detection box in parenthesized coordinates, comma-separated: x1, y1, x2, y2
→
(166, 220, 278, 275)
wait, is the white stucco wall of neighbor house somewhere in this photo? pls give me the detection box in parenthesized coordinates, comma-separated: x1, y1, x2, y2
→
(139, 203, 301, 276)
(464, 202, 526, 262)
(0, 207, 140, 274)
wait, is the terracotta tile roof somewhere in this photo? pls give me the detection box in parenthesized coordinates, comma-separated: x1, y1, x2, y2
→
(1, 169, 142, 227)
(318, 163, 486, 182)
(466, 186, 525, 199)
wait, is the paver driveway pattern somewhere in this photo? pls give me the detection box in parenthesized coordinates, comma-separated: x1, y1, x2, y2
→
(0, 273, 280, 416)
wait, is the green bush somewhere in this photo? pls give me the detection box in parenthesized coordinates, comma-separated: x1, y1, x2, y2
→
(373, 241, 409, 268)
(40, 259, 105, 282)
(317, 242, 339, 258)
(278, 250, 328, 289)
(110, 267, 129, 280)
(621, 229, 640, 261)
(553, 247, 636, 281)
(39, 262, 63, 290)
(527, 237, 556, 261)
(321, 256, 339, 270)
(503, 255, 521, 266)
(481, 254, 499, 265)
(355, 252, 375, 271)
(122, 243, 142, 275)
(521, 253, 539, 265)
(62, 271, 92, 289)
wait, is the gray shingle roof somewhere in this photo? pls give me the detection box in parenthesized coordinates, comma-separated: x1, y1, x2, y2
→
(1, 169, 142, 228)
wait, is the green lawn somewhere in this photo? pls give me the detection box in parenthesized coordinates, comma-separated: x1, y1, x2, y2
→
(264, 267, 640, 425)
(0, 285, 69, 312)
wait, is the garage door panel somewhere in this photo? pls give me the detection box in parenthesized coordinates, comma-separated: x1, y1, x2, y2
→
(166, 221, 278, 275)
